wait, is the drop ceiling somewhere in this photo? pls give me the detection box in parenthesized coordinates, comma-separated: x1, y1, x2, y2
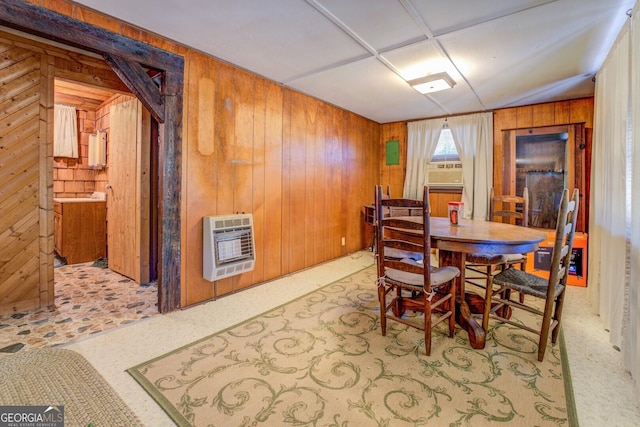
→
(73, 0, 634, 123)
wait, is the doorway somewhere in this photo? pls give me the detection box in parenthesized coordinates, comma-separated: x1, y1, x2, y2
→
(53, 78, 158, 292)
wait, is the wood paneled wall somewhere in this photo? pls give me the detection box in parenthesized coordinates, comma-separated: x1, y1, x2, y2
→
(183, 52, 380, 305)
(380, 98, 594, 222)
(493, 98, 593, 193)
(2, 4, 381, 311)
(0, 38, 47, 314)
(379, 122, 407, 198)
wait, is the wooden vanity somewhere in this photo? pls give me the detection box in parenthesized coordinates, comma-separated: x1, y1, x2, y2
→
(54, 199, 106, 265)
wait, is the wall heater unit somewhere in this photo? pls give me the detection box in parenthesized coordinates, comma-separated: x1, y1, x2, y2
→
(203, 213, 255, 281)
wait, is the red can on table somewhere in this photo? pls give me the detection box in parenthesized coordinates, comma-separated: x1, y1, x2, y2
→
(448, 201, 463, 226)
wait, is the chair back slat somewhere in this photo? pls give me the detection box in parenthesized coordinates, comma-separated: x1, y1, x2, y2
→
(547, 189, 580, 292)
(490, 187, 529, 227)
(375, 185, 432, 290)
(384, 239, 422, 254)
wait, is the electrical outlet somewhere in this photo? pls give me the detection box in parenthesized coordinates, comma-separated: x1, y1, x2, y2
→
(341, 237, 346, 246)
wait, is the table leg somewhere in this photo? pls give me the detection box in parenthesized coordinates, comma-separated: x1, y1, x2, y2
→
(438, 249, 486, 349)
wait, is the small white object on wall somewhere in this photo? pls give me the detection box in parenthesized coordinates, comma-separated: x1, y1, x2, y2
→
(88, 130, 106, 168)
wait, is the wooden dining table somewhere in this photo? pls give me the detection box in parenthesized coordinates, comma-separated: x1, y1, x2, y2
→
(388, 216, 547, 349)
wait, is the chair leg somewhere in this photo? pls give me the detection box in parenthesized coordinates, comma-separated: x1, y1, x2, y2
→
(551, 291, 567, 344)
(537, 298, 556, 361)
(424, 295, 432, 356)
(448, 283, 456, 338)
(378, 284, 387, 336)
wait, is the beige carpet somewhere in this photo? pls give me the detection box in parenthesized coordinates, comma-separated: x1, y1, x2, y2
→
(0, 347, 142, 426)
(128, 265, 578, 427)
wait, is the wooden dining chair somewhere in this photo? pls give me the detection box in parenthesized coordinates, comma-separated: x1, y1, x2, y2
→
(374, 185, 459, 355)
(372, 185, 423, 261)
(465, 188, 529, 302)
(483, 188, 579, 361)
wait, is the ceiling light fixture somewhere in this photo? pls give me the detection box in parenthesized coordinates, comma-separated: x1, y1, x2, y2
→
(408, 72, 456, 94)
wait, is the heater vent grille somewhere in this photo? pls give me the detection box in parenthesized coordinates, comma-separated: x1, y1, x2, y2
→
(203, 214, 255, 281)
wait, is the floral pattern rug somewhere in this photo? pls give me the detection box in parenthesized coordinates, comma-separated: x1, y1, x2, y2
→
(128, 266, 577, 426)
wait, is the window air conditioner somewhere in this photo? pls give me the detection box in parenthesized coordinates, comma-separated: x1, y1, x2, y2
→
(425, 161, 464, 187)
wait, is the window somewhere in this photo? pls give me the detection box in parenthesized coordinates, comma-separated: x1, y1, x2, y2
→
(431, 127, 459, 162)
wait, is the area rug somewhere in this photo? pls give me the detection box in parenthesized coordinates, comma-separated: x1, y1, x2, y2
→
(0, 347, 142, 426)
(128, 265, 578, 426)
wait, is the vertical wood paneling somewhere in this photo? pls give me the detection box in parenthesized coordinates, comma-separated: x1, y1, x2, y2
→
(516, 105, 533, 128)
(213, 63, 236, 296)
(569, 98, 594, 128)
(555, 101, 571, 124)
(288, 91, 307, 273)
(262, 80, 283, 281)
(304, 98, 318, 266)
(312, 101, 327, 265)
(183, 51, 217, 305)
(249, 77, 266, 287)
(233, 68, 255, 291)
(327, 106, 344, 260)
(532, 103, 555, 127)
(281, 89, 292, 275)
(379, 121, 405, 197)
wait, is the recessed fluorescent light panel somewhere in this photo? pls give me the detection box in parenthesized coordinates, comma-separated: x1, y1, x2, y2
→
(408, 72, 456, 94)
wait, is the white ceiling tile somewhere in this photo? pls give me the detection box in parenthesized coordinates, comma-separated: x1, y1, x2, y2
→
(73, 0, 633, 123)
(314, 0, 425, 50)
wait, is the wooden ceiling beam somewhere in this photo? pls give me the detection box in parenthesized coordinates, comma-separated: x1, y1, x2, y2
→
(104, 54, 165, 123)
(0, 0, 183, 78)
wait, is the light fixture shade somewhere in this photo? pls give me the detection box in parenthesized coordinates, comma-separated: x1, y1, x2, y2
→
(408, 72, 456, 94)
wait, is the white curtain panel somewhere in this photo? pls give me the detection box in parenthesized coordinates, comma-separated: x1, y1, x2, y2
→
(590, 4, 640, 404)
(627, 3, 640, 402)
(403, 118, 444, 199)
(447, 112, 493, 220)
(590, 21, 630, 347)
(404, 113, 493, 219)
(53, 104, 78, 158)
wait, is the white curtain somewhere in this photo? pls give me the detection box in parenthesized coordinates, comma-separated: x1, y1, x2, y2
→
(404, 112, 493, 219)
(448, 112, 493, 220)
(403, 118, 444, 199)
(54, 104, 78, 158)
(590, 2, 640, 403)
(627, 3, 640, 402)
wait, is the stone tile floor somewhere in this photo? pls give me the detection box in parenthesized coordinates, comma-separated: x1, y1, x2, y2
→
(0, 261, 158, 355)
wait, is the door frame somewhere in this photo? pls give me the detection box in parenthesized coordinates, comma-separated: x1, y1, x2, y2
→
(0, 1, 184, 313)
